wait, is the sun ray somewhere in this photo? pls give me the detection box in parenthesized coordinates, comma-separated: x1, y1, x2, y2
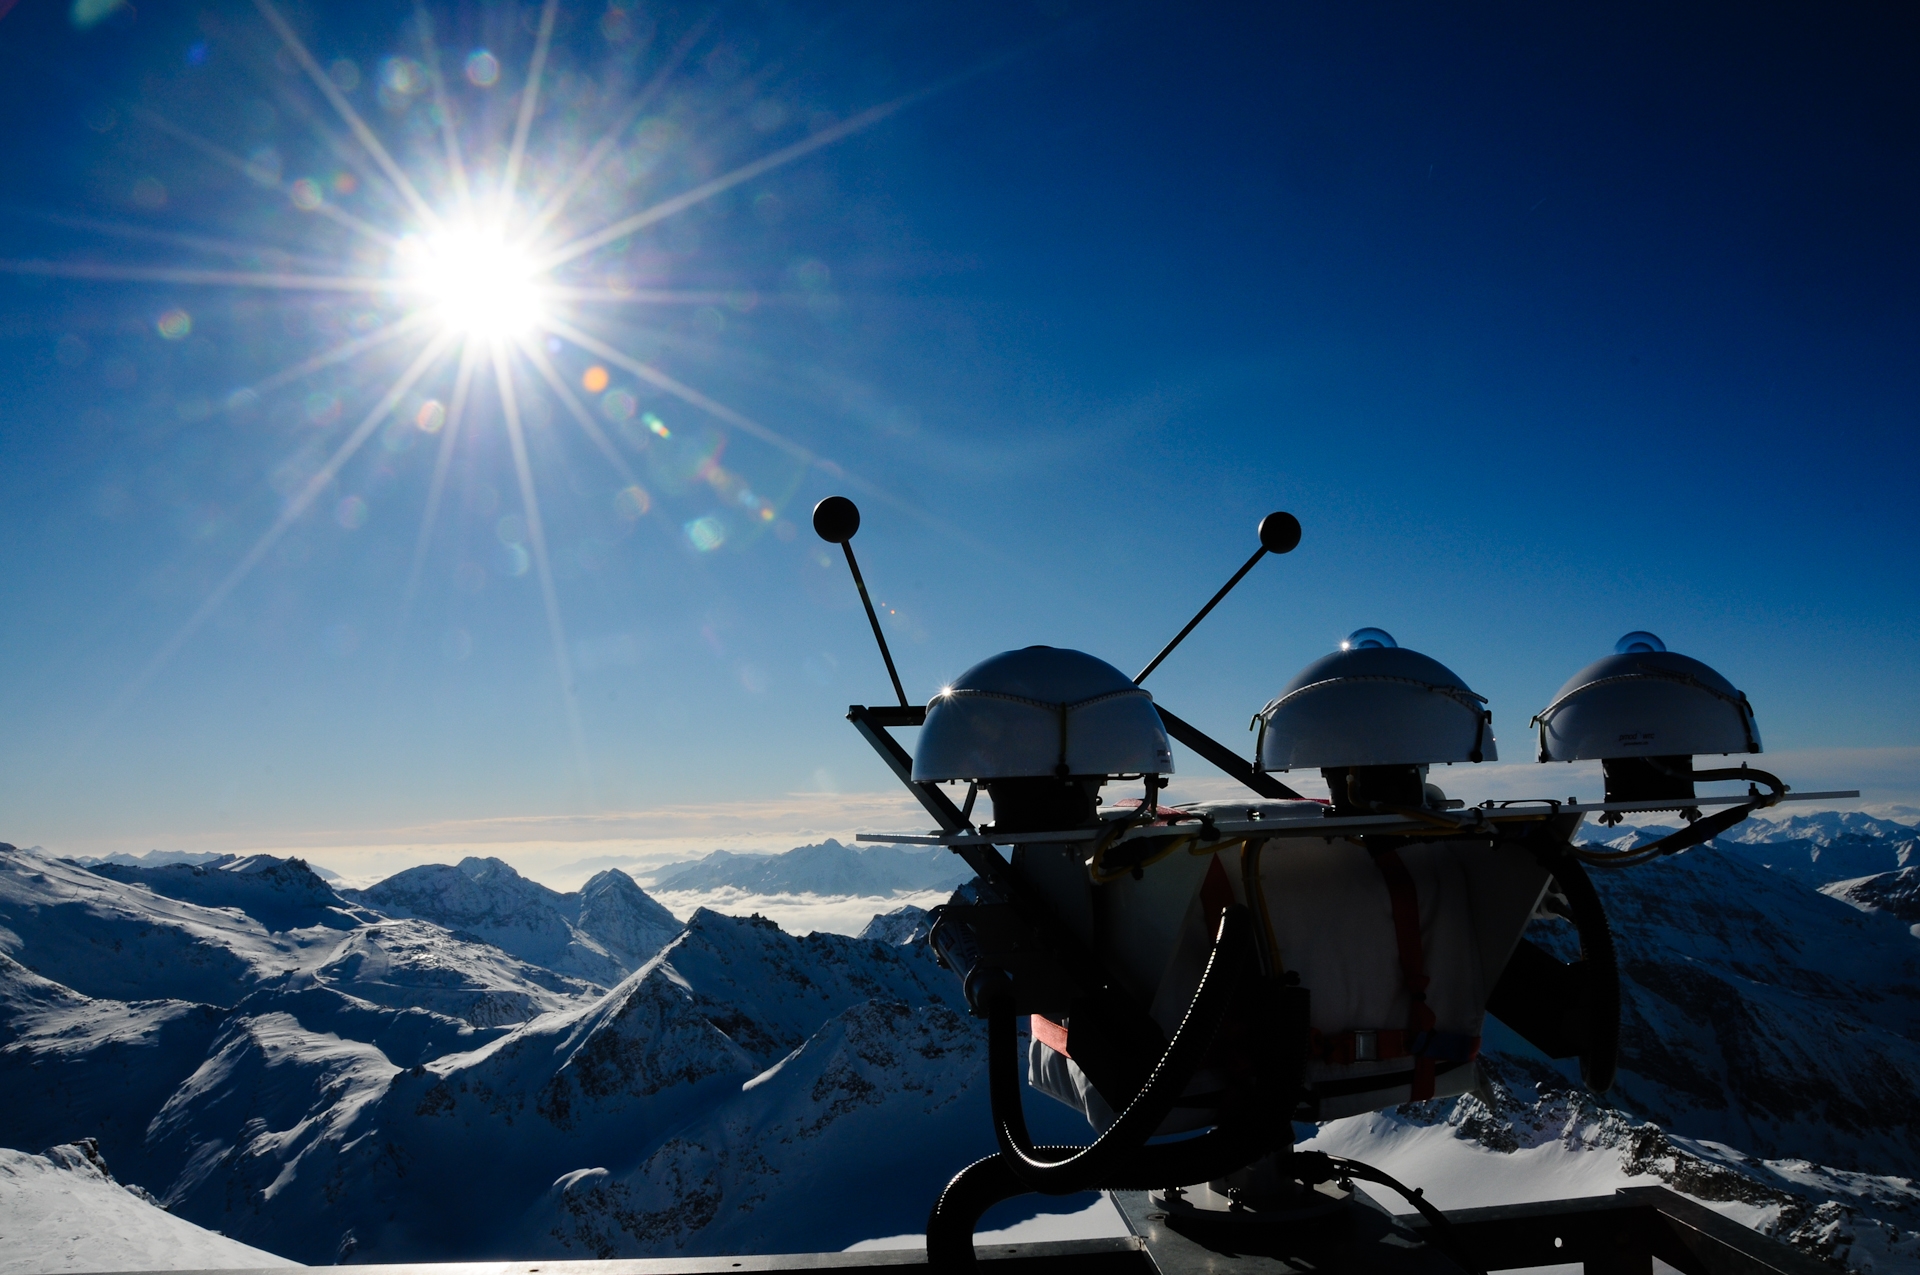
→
(536, 285, 743, 304)
(0, 259, 396, 292)
(490, 340, 593, 792)
(131, 105, 402, 249)
(244, 312, 438, 399)
(518, 14, 715, 243)
(3, 206, 346, 273)
(517, 332, 643, 487)
(498, 0, 560, 228)
(541, 40, 1039, 271)
(414, 1, 475, 219)
(541, 92, 920, 270)
(94, 331, 456, 737)
(544, 315, 970, 537)
(390, 338, 482, 675)
(252, 0, 444, 233)
(541, 314, 819, 466)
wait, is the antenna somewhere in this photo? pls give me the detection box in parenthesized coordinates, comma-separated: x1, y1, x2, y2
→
(814, 495, 909, 708)
(1134, 511, 1300, 685)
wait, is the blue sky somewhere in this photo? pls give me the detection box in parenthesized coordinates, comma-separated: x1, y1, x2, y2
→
(0, 2, 1914, 875)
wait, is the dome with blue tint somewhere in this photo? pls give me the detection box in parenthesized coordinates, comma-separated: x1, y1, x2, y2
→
(1343, 627, 1397, 650)
(1614, 631, 1667, 655)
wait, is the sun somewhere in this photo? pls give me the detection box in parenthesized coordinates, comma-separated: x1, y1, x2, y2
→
(399, 225, 544, 338)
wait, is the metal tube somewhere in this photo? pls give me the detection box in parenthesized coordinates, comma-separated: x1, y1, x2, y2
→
(1134, 545, 1265, 686)
(841, 540, 908, 707)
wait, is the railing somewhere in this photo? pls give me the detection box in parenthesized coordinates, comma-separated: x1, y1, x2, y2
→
(101, 1187, 1823, 1275)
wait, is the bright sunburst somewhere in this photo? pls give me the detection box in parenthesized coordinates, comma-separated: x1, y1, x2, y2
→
(11, 0, 946, 787)
(399, 227, 544, 338)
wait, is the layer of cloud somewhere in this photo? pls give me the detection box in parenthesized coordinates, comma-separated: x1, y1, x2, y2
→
(30, 746, 1911, 893)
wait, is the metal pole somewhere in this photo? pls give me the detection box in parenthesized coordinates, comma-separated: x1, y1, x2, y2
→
(843, 540, 908, 708)
(1134, 511, 1300, 686)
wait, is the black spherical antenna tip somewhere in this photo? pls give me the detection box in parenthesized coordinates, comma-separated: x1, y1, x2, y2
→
(1258, 511, 1301, 555)
(812, 495, 861, 544)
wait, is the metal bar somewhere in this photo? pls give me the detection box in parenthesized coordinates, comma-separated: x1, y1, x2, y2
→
(1618, 1186, 1832, 1275)
(105, 1237, 1150, 1275)
(855, 788, 1860, 848)
(843, 541, 908, 707)
(846, 705, 1135, 1013)
(110, 1188, 1823, 1275)
(1402, 1187, 1826, 1275)
(1134, 546, 1265, 685)
(1155, 706, 1302, 800)
(847, 705, 966, 834)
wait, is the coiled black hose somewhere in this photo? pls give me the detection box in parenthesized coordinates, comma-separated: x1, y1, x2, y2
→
(927, 906, 1265, 1270)
(986, 905, 1255, 1195)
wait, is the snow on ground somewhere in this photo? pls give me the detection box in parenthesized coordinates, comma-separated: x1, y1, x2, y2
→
(650, 888, 953, 936)
(846, 1195, 1129, 1251)
(0, 1143, 297, 1273)
(1304, 1109, 1659, 1212)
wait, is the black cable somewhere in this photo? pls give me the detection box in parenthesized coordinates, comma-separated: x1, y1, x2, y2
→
(1548, 855, 1619, 1092)
(984, 907, 1254, 1194)
(1573, 766, 1785, 869)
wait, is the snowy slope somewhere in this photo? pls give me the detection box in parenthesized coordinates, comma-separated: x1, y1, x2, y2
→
(860, 905, 933, 945)
(0, 1141, 297, 1273)
(86, 856, 370, 933)
(1823, 868, 1920, 925)
(535, 999, 996, 1257)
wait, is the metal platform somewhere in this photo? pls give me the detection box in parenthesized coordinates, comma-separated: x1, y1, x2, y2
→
(97, 1187, 1824, 1275)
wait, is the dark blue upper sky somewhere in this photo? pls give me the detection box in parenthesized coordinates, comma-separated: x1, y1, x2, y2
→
(1, 1, 1914, 859)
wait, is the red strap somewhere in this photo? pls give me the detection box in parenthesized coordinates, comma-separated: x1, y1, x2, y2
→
(1031, 1014, 1070, 1058)
(1308, 1027, 1480, 1066)
(1368, 845, 1438, 1100)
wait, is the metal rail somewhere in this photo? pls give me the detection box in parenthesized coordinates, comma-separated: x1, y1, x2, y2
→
(857, 790, 1860, 848)
(99, 1186, 1822, 1275)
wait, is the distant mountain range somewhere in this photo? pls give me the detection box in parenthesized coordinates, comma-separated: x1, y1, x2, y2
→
(648, 838, 972, 896)
(1, 812, 1917, 1272)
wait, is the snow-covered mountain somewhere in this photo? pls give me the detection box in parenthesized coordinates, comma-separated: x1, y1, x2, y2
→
(4, 824, 1919, 1273)
(650, 840, 971, 896)
(1526, 848, 1920, 1177)
(343, 857, 682, 985)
